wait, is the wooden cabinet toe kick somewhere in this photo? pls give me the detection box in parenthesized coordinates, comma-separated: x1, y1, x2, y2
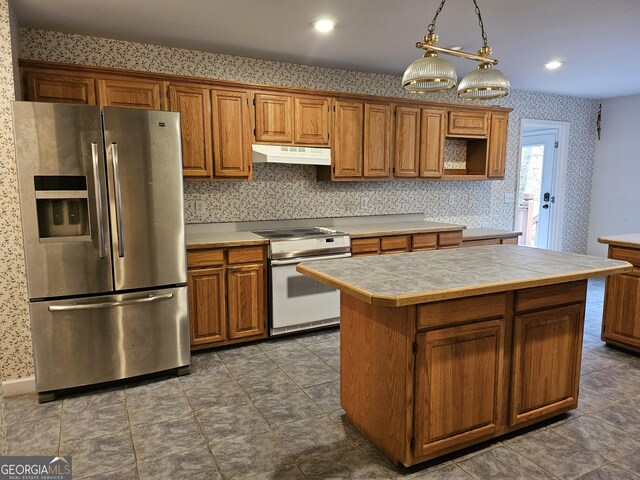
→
(339, 280, 588, 467)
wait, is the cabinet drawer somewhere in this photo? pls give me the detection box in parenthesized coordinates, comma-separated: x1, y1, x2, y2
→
(609, 246, 640, 268)
(227, 246, 265, 265)
(448, 111, 489, 137)
(413, 233, 437, 250)
(501, 237, 519, 245)
(380, 235, 410, 252)
(462, 238, 500, 247)
(417, 293, 506, 330)
(438, 231, 463, 247)
(351, 237, 380, 255)
(187, 249, 225, 268)
(516, 281, 587, 313)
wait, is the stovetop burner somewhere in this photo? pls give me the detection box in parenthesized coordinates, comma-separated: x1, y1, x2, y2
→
(252, 227, 345, 240)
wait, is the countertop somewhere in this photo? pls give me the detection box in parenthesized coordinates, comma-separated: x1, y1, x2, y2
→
(339, 221, 465, 238)
(463, 228, 521, 240)
(297, 245, 631, 307)
(186, 231, 269, 250)
(598, 233, 640, 249)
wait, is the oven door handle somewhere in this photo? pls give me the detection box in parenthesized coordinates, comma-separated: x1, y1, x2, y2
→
(271, 253, 351, 266)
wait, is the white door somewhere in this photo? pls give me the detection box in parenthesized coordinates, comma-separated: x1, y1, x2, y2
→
(516, 131, 557, 249)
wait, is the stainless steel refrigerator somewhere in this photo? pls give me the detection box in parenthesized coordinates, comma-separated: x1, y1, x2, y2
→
(13, 102, 190, 401)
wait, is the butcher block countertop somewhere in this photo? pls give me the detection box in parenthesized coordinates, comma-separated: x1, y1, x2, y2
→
(598, 233, 640, 249)
(297, 245, 631, 307)
(185, 230, 269, 250)
(339, 221, 465, 238)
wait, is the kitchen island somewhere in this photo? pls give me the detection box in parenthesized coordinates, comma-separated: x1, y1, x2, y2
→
(297, 245, 631, 467)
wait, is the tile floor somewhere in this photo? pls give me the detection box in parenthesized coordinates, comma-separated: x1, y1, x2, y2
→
(5, 278, 640, 479)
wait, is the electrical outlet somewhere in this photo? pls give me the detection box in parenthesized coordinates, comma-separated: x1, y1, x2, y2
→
(504, 193, 516, 204)
(195, 200, 206, 215)
(468, 194, 475, 206)
(448, 194, 457, 207)
(361, 196, 369, 210)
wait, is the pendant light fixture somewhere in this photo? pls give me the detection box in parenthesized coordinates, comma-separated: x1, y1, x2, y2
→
(402, 0, 510, 100)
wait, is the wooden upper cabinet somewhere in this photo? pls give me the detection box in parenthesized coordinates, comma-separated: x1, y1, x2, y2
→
(333, 100, 364, 178)
(414, 319, 506, 455)
(254, 93, 293, 143)
(487, 112, 508, 178)
(447, 110, 489, 137)
(294, 96, 330, 145)
(96, 77, 163, 110)
(227, 264, 265, 339)
(510, 303, 583, 426)
(364, 103, 393, 178)
(188, 267, 226, 346)
(211, 89, 252, 178)
(24, 71, 97, 105)
(394, 106, 420, 178)
(168, 83, 213, 178)
(420, 108, 446, 178)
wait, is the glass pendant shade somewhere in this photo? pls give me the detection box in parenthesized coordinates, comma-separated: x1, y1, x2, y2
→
(402, 53, 457, 93)
(457, 64, 510, 99)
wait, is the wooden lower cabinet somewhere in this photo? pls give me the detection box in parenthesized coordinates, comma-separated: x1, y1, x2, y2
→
(602, 272, 640, 351)
(351, 230, 463, 257)
(188, 267, 226, 346)
(414, 319, 505, 456)
(227, 264, 265, 339)
(510, 303, 584, 425)
(187, 246, 267, 349)
(339, 281, 588, 467)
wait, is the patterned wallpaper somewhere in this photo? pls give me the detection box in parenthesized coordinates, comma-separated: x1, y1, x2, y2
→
(0, 28, 598, 382)
(0, 0, 24, 449)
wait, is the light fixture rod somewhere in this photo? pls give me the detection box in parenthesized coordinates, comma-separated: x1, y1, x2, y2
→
(416, 42, 498, 65)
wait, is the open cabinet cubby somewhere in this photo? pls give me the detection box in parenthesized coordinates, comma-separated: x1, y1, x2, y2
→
(443, 137, 488, 180)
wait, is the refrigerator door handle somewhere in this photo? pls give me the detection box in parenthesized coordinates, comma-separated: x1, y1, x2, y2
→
(48, 292, 174, 312)
(91, 142, 106, 258)
(111, 142, 125, 257)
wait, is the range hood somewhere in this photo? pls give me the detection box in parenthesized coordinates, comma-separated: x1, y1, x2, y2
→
(252, 144, 331, 166)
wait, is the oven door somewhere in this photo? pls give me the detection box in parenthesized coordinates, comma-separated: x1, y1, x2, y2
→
(270, 253, 350, 335)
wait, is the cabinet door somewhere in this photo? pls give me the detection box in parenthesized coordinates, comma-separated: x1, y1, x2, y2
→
(25, 71, 97, 104)
(394, 106, 420, 178)
(97, 78, 162, 110)
(420, 109, 446, 178)
(447, 111, 489, 137)
(168, 84, 213, 178)
(227, 264, 265, 339)
(333, 100, 364, 178)
(364, 103, 393, 178)
(602, 273, 640, 349)
(188, 268, 226, 346)
(414, 319, 506, 456)
(294, 97, 330, 145)
(487, 112, 508, 178)
(254, 93, 293, 143)
(511, 304, 583, 426)
(211, 89, 252, 178)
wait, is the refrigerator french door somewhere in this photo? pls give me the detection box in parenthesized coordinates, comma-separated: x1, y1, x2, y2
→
(13, 102, 190, 398)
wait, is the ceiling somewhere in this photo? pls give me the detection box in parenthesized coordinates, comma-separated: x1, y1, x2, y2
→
(13, 0, 640, 99)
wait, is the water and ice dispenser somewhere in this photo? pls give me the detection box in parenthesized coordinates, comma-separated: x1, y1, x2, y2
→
(34, 175, 90, 242)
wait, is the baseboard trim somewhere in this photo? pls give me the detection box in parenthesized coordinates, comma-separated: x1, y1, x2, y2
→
(2, 377, 36, 396)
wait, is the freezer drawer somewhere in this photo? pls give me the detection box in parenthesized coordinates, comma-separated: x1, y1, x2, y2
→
(30, 286, 190, 393)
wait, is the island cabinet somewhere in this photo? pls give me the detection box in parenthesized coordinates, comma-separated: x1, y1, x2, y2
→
(186, 246, 267, 350)
(253, 92, 331, 146)
(340, 280, 588, 466)
(351, 230, 462, 256)
(600, 241, 640, 352)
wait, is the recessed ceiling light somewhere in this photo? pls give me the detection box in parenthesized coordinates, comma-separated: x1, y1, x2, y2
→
(545, 61, 563, 70)
(312, 19, 336, 33)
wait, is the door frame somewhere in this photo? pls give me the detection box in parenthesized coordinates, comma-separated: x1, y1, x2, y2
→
(516, 119, 570, 251)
